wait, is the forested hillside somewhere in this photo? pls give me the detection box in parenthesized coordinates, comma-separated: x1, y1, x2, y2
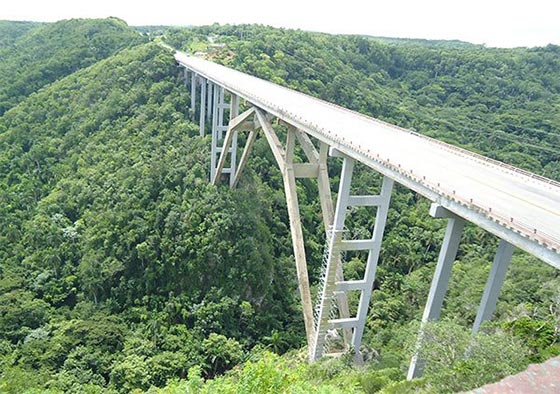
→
(0, 18, 145, 115)
(0, 19, 558, 393)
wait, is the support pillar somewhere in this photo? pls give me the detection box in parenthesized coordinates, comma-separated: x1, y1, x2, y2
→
(210, 85, 219, 181)
(407, 204, 465, 379)
(229, 94, 239, 187)
(472, 240, 514, 333)
(199, 77, 206, 136)
(206, 81, 213, 121)
(351, 176, 393, 358)
(255, 110, 315, 347)
(213, 107, 255, 185)
(190, 72, 197, 115)
(210, 86, 230, 181)
(311, 149, 393, 362)
(284, 128, 315, 344)
(316, 141, 353, 346)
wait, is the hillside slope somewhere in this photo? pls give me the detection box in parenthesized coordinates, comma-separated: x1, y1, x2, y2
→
(0, 20, 41, 47)
(0, 18, 145, 115)
(0, 21, 558, 393)
(0, 40, 306, 392)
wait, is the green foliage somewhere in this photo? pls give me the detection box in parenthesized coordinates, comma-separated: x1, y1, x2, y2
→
(1, 19, 559, 393)
(202, 334, 245, 377)
(0, 18, 145, 115)
(414, 320, 530, 392)
(505, 316, 558, 361)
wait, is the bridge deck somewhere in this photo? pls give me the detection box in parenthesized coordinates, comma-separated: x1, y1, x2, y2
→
(175, 53, 560, 267)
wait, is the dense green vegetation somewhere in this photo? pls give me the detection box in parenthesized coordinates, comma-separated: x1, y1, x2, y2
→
(0, 17, 145, 115)
(0, 19, 558, 393)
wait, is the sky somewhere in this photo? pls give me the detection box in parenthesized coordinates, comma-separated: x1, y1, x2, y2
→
(2, 0, 560, 48)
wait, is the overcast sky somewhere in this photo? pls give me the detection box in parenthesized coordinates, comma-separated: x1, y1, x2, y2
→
(2, 0, 559, 48)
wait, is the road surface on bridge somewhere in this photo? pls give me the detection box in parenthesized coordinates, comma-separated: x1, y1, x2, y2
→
(175, 52, 560, 267)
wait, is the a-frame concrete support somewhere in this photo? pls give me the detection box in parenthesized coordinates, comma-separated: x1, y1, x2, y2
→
(213, 107, 255, 185)
(407, 203, 465, 379)
(255, 109, 315, 345)
(221, 108, 354, 351)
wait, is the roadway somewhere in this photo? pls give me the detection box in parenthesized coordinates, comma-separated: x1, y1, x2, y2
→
(175, 52, 560, 268)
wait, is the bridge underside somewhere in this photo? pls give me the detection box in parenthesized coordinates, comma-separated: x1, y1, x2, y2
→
(179, 64, 559, 378)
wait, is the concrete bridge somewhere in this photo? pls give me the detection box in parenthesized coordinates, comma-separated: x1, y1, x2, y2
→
(174, 50, 560, 379)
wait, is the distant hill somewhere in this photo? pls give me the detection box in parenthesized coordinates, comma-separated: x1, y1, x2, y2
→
(0, 17, 145, 115)
(366, 35, 480, 48)
(0, 20, 42, 48)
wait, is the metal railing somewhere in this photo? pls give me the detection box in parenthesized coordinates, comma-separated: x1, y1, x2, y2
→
(176, 54, 560, 254)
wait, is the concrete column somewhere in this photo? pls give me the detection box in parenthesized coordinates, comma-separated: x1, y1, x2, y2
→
(283, 128, 315, 346)
(190, 72, 196, 114)
(407, 212, 465, 379)
(351, 176, 394, 359)
(229, 94, 239, 187)
(210, 84, 219, 181)
(218, 87, 225, 139)
(206, 81, 213, 121)
(199, 77, 206, 136)
(472, 240, 514, 333)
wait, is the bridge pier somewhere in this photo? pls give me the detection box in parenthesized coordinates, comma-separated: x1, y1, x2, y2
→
(213, 107, 254, 186)
(472, 239, 514, 334)
(254, 110, 316, 345)
(407, 204, 465, 379)
(190, 71, 197, 115)
(209, 86, 240, 182)
(312, 149, 394, 362)
(407, 204, 517, 379)
(199, 76, 206, 136)
(206, 81, 213, 122)
(208, 104, 394, 361)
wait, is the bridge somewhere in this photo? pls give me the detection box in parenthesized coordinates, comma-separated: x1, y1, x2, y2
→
(174, 50, 560, 379)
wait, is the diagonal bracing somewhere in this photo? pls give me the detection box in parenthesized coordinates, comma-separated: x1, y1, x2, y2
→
(311, 150, 394, 362)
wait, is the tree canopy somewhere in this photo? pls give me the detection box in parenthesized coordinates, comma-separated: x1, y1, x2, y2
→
(0, 19, 558, 393)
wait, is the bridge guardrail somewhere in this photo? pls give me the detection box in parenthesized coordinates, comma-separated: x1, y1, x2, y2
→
(177, 55, 560, 255)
